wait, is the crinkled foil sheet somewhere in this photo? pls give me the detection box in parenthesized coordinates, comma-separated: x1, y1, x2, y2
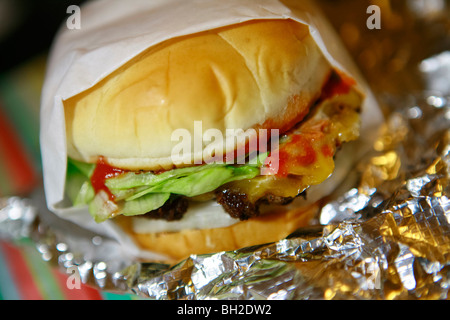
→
(1, 0, 450, 300)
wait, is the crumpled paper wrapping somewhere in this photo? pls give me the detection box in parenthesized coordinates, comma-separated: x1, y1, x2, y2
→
(1, 0, 449, 299)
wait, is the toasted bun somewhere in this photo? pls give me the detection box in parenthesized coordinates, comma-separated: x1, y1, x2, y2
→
(115, 202, 318, 262)
(64, 19, 332, 171)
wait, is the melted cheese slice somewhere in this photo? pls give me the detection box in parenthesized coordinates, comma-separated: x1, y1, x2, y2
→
(217, 84, 362, 203)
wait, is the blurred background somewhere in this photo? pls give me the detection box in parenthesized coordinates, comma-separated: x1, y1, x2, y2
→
(0, 0, 448, 300)
(0, 0, 86, 197)
(319, 0, 449, 95)
(0, 0, 86, 73)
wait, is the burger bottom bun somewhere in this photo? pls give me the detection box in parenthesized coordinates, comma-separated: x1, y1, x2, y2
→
(115, 203, 319, 262)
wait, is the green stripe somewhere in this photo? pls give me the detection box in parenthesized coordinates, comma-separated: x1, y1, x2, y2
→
(0, 244, 21, 300)
(102, 291, 133, 300)
(0, 76, 41, 170)
(21, 241, 65, 300)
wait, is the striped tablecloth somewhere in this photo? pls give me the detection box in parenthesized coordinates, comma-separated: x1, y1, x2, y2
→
(0, 56, 135, 300)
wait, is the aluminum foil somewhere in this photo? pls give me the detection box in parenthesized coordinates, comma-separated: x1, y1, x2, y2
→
(1, 0, 450, 300)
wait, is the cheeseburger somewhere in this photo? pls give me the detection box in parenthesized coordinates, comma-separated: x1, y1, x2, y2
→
(60, 18, 362, 261)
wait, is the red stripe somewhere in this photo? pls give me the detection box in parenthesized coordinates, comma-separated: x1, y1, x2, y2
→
(52, 268, 103, 300)
(1, 242, 43, 300)
(0, 105, 38, 195)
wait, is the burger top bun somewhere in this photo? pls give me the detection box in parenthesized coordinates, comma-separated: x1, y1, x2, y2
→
(63, 19, 332, 171)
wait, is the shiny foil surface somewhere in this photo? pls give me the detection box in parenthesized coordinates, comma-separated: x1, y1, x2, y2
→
(1, 0, 450, 300)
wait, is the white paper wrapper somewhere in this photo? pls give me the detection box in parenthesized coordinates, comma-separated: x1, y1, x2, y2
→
(40, 0, 383, 260)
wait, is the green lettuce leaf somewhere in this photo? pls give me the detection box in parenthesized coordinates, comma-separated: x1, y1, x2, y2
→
(88, 191, 171, 223)
(66, 154, 266, 223)
(66, 159, 95, 206)
(116, 165, 258, 201)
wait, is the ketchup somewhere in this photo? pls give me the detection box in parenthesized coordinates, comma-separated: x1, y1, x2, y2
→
(321, 144, 334, 158)
(266, 134, 317, 177)
(321, 72, 355, 101)
(90, 157, 127, 200)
